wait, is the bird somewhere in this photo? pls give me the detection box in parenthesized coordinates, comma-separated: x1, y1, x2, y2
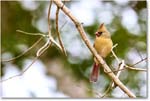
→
(90, 23, 113, 82)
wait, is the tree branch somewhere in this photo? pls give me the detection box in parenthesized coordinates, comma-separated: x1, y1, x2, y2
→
(47, 0, 64, 53)
(53, 0, 136, 98)
(111, 43, 120, 63)
(111, 60, 125, 88)
(1, 57, 39, 82)
(55, 6, 67, 56)
(130, 57, 147, 67)
(1, 37, 43, 62)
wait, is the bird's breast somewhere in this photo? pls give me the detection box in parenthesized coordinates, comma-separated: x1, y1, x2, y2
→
(94, 37, 113, 58)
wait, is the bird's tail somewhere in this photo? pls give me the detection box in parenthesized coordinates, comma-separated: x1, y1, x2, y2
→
(90, 63, 100, 82)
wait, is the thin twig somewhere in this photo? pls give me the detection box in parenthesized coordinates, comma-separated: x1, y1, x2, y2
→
(116, 61, 125, 78)
(1, 37, 43, 62)
(102, 61, 125, 97)
(111, 43, 120, 63)
(55, 6, 67, 56)
(36, 38, 51, 56)
(101, 59, 145, 98)
(135, 47, 143, 60)
(1, 43, 52, 83)
(1, 57, 38, 82)
(16, 30, 46, 37)
(106, 64, 147, 74)
(53, 0, 136, 98)
(48, 0, 53, 37)
(60, 21, 67, 30)
(1, 0, 61, 83)
(111, 60, 125, 88)
(111, 44, 147, 72)
(110, 44, 124, 88)
(130, 57, 147, 67)
(101, 82, 113, 98)
(112, 57, 147, 73)
(125, 65, 146, 71)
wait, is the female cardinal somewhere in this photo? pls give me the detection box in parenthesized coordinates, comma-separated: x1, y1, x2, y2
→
(90, 23, 113, 82)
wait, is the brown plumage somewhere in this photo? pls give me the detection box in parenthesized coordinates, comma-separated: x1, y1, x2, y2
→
(90, 23, 113, 82)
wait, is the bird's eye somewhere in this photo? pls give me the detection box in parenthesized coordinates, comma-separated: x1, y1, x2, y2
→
(95, 31, 103, 37)
(98, 32, 102, 35)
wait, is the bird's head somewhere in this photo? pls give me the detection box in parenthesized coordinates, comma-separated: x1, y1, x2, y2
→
(95, 23, 110, 38)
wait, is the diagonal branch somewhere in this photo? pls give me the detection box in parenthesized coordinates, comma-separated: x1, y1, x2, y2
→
(53, 0, 136, 98)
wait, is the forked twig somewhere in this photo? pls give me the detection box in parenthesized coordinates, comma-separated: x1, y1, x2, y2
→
(101, 45, 147, 97)
(125, 65, 146, 71)
(102, 57, 147, 97)
(101, 61, 125, 98)
(36, 38, 51, 56)
(47, 0, 64, 52)
(108, 45, 147, 73)
(111, 60, 125, 88)
(106, 65, 146, 74)
(1, 3, 54, 82)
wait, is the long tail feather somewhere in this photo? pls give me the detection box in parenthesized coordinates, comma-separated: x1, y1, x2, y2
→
(90, 63, 99, 82)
